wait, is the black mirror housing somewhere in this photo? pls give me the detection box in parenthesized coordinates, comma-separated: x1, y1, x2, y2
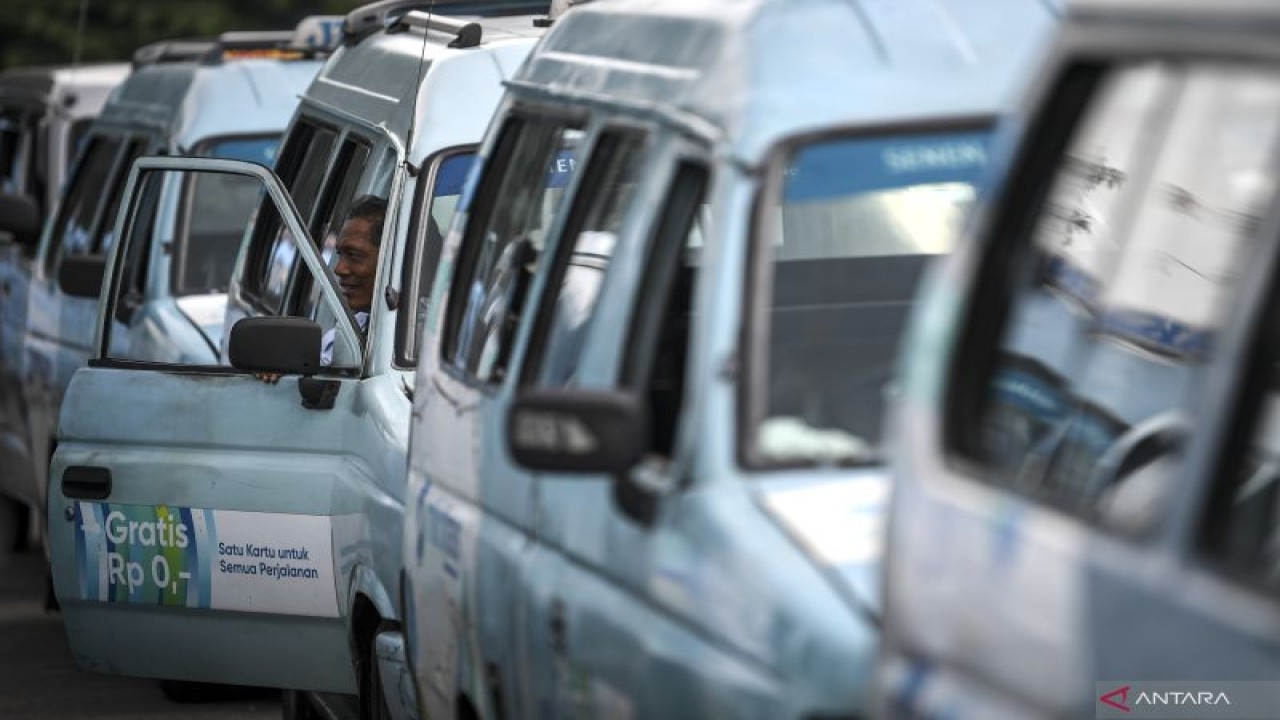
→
(507, 389, 647, 474)
(228, 317, 322, 376)
(0, 193, 42, 249)
(58, 255, 107, 298)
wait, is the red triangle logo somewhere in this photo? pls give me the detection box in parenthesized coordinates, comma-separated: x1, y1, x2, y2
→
(1100, 685, 1132, 713)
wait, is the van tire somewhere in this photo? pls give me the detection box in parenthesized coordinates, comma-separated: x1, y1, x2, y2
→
(365, 639, 392, 720)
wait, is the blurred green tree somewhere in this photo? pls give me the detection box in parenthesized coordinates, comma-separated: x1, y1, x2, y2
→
(0, 0, 363, 69)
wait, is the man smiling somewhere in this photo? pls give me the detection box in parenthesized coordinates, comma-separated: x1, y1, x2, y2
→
(257, 195, 387, 383)
(323, 194, 387, 365)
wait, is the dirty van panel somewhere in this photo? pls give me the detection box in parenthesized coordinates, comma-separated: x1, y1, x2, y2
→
(745, 127, 993, 468)
(48, 156, 364, 692)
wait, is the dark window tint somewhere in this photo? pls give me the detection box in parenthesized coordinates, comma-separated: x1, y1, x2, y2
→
(0, 116, 21, 192)
(623, 161, 708, 459)
(45, 136, 123, 275)
(176, 135, 281, 296)
(243, 123, 337, 311)
(96, 139, 148, 256)
(399, 150, 474, 367)
(966, 64, 1280, 531)
(443, 116, 582, 383)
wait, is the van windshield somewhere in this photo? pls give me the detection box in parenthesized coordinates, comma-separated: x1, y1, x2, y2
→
(747, 127, 993, 467)
(175, 135, 279, 296)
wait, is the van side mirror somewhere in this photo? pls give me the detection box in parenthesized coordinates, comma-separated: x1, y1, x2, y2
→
(0, 193, 42, 249)
(58, 255, 107, 298)
(228, 317, 321, 376)
(507, 389, 647, 474)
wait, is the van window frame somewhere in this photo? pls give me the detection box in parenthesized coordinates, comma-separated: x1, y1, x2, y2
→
(42, 132, 146, 279)
(1195, 198, 1280, 598)
(241, 118, 341, 314)
(942, 62, 1108, 476)
(617, 156, 711, 461)
(286, 131, 377, 321)
(517, 126, 651, 388)
(396, 143, 478, 370)
(439, 105, 589, 390)
(739, 116, 996, 472)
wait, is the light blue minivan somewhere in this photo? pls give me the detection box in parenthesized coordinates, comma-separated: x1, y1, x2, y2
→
(401, 0, 1058, 718)
(879, 1, 1280, 718)
(0, 62, 128, 549)
(0, 30, 325, 569)
(44, 3, 548, 716)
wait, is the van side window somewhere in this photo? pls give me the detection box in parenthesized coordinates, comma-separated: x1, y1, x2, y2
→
(956, 63, 1280, 533)
(443, 115, 582, 383)
(623, 161, 708, 459)
(244, 121, 338, 311)
(96, 138, 148, 256)
(293, 135, 374, 321)
(522, 131, 646, 387)
(44, 135, 123, 276)
(399, 149, 474, 368)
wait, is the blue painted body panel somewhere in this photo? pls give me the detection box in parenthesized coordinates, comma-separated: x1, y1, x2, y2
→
(44, 19, 541, 701)
(8, 56, 319, 533)
(403, 1, 1059, 718)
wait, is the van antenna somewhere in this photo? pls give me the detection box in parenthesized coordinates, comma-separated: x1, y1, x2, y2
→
(404, 0, 436, 178)
(71, 0, 90, 70)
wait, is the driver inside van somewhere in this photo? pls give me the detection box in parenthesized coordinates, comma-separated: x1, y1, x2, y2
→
(323, 194, 386, 364)
(256, 195, 387, 383)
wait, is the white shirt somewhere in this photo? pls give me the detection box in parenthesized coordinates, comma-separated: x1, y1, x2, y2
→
(320, 311, 369, 366)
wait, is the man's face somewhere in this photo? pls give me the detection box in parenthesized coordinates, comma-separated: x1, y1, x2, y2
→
(334, 217, 380, 313)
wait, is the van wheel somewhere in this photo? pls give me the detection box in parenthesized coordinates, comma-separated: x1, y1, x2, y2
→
(364, 639, 392, 720)
(282, 690, 321, 720)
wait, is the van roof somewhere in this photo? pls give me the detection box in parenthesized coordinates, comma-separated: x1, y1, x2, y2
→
(304, 11, 545, 163)
(93, 57, 322, 151)
(521, 0, 1060, 162)
(0, 63, 130, 118)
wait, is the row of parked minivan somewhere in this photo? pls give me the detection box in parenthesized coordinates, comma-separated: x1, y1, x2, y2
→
(1, 0, 1275, 718)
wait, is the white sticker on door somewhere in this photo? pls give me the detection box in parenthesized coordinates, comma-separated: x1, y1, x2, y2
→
(72, 502, 339, 617)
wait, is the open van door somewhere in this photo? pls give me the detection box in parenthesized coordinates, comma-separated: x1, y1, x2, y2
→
(46, 156, 365, 693)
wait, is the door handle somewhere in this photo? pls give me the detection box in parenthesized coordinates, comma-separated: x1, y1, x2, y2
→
(62, 466, 112, 500)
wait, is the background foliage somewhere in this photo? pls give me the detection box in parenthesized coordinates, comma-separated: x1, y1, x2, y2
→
(0, 0, 365, 69)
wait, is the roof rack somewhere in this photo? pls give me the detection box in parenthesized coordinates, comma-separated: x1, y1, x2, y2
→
(131, 39, 216, 69)
(130, 16, 343, 69)
(343, 0, 552, 45)
(393, 11, 483, 48)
